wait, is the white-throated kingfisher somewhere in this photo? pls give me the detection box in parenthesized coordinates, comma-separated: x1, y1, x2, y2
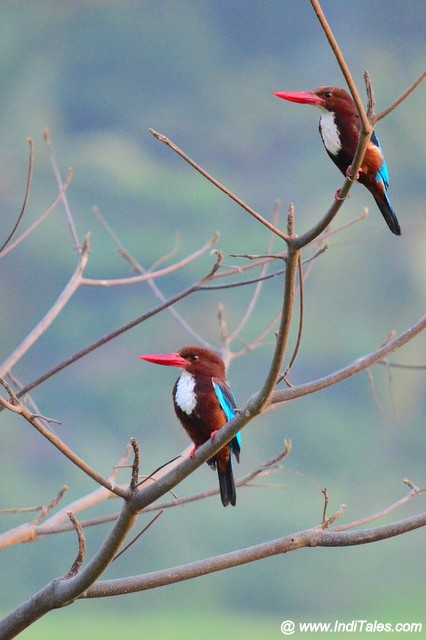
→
(139, 345, 241, 507)
(274, 86, 401, 235)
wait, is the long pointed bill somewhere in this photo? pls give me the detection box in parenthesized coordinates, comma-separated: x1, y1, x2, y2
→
(139, 353, 188, 368)
(274, 91, 322, 106)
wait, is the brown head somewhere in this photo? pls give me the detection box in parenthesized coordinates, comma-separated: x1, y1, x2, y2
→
(140, 345, 226, 380)
(274, 86, 357, 117)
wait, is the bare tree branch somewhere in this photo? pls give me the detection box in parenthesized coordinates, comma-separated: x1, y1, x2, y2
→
(92, 206, 212, 347)
(0, 379, 128, 499)
(149, 128, 289, 240)
(80, 232, 220, 287)
(44, 129, 81, 251)
(3, 250, 224, 401)
(0, 238, 90, 378)
(0, 3, 424, 637)
(113, 510, 165, 562)
(335, 479, 425, 531)
(1, 443, 292, 542)
(272, 312, 426, 405)
(65, 513, 86, 578)
(0, 168, 73, 260)
(0, 138, 34, 253)
(82, 511, 426, 599)
(370, 69, 426, 123)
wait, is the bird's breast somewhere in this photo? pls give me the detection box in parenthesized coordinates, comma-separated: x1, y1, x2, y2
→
(174, 370, 197, 415)
(319, 110, 341, 156)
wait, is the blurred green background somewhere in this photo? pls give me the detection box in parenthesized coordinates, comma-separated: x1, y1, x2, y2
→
(0, 1, 425, 638)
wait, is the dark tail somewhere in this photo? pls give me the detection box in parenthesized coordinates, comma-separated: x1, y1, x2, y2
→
(373, 191, 401, 236)
(217, 461, 236, 507)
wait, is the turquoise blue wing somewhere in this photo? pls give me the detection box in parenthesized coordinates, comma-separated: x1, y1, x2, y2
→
(371, 131, 390, 189)
(212, 378, 241, 459)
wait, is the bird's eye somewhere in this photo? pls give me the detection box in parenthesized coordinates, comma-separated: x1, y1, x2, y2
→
(323, 91, 333, 99)
(189, 354, 198, 362)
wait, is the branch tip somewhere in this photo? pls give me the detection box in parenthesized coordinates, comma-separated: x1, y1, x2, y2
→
(65, 511, 86, 577)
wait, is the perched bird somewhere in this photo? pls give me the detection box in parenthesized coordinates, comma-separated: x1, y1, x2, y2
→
(274, 86, 401, 235)
(139, 345, 241, 507)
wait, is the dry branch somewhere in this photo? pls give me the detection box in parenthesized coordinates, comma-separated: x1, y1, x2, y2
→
(82, 510, 426, 599)
(0, 138, 34, 253)
(0, 2, 424, 637)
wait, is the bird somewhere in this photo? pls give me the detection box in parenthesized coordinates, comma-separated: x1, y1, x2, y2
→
(139, 345, 241, 507)
(274, 86, 401, 235)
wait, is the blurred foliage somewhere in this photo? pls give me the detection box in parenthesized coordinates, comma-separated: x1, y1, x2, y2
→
(0, 1, 425, 637)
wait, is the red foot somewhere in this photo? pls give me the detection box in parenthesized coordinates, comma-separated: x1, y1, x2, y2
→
(189, 445, 199, 459)
(334, 188, 348, 202)
(346, 165, 366, 181)
(210, 430, 219, 441)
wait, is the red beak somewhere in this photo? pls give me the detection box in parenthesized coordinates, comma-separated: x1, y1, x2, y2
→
(274, 91, 322, 106)
(139, 353, 188, 368)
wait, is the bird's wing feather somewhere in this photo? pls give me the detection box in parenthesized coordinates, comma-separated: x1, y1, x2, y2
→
(371, 131, 390, 188)
(212, 378, 236, 420)
(212, 378, 241, 453)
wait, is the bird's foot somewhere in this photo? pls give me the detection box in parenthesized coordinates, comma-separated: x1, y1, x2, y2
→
(210, 430, 219, 441)
(346, 165, 365, 181)
(334, 188, 349, 202)
(189, 445, 199, 459)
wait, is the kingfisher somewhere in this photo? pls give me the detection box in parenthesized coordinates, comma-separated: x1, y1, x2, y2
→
(139, 345, 241, 507)
(274, 86, 401, 235)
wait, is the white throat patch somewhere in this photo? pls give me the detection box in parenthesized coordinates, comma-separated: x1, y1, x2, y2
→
(175, 370, 196, 415)
(319, 110, 341, 156)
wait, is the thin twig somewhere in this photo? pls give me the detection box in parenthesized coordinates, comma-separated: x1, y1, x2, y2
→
(93, 206, 212, 348)
(5, 254, 224, 401)
(0, 378, 128, 499)
(0, 238, 90, 378)
(377, 361, 426, 371)
(130, 438, 140, 492)
(321, 488, 329, 523)
(272, 312, 426, 406)
(80, 233, 219, 287)
(113, 510, 165, 562)
(0, 169, 73, 260)
(224, 201, 283, 362)
(148, 235, 180, 273)
(335, 479, 425, 531)
(0, 505, 44, 516)
(44, 129, 81, 251)
(319, 504, 347, 529)
(280, 251, 305, 381)
(33, 487, 69, 526)
(0, 138, 34, 253)
(150, 129, 289, 240)
(372, 69, 426, 123)
(34, 443, 293, 537)
(65, 512, 86, 577)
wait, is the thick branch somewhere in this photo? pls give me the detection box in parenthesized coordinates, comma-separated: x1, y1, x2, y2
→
(0, 502, 139, 639)
(271, 312, 426, 405)
(310, 0, 369, 131)
(83, 512, 426, 598)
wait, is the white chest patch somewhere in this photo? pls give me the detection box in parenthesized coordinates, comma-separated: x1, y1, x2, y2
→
(175, 370, 196, 415)
(319, 110, 341, 156)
